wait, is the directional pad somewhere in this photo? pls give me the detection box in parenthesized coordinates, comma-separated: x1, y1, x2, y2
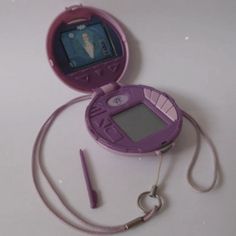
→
(94, 69, 103, 76)
(94, 118, 112, 128)
(76, 75, 89, 82)
(104, 126, 123, 143)
(89, 106, 106, 118)
(108, 63, 120, 73)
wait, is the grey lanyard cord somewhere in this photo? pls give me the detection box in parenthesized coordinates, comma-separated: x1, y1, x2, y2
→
(32, 95, 219, 235)
(138, 111, 219, 209)
(182, 111, 219, 192)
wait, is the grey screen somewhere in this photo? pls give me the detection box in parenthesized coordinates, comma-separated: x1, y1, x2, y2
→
(112, 104, 166, 142)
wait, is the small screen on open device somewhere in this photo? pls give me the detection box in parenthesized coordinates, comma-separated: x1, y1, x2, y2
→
(61, 23, 115, 68)
(112, 104, 166, 142)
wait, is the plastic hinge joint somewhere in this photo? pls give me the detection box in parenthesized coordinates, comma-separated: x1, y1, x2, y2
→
(93, 83, 120, 97)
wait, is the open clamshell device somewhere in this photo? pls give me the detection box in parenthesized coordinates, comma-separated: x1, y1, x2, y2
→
(47, 5, 182, 153)
(32, 5, 219, 235)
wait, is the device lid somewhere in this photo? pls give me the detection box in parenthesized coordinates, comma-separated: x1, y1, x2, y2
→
(47, 5, 129, 93)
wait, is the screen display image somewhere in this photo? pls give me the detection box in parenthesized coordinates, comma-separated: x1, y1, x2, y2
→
(61, 23, 115, 68)
(112, 104, 166, 142)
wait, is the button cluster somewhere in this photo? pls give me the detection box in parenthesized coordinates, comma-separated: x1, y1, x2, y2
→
(74, 62, 120, 83)
(144, 88, 178, 121)
(89, 105, 123, 143)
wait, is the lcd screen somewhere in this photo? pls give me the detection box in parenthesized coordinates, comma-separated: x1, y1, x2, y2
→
(61, 23, 115, 68)
(112, 104, 166, 142)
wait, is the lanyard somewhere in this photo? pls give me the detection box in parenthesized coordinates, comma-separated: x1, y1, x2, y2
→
(32, 95, 219, 234)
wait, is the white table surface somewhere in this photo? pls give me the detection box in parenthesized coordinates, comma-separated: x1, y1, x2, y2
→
(0, 0, 235, 235)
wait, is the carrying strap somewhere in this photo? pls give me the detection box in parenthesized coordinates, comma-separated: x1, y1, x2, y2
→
(32, 95, 159, 235)
(182, 111, 219, 192)
(32, 95, 219, 234)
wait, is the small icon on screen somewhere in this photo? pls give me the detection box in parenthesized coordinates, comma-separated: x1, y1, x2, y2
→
(68, 33, 74, 39)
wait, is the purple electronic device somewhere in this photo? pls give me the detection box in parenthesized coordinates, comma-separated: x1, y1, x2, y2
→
(47, 5, 183, 154)
(33, 5, 218, 234)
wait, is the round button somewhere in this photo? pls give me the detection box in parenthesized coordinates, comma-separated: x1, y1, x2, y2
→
(107, 94, 129, 107)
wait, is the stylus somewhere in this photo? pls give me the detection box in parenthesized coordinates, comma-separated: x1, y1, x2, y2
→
(80, 149, 98, 209)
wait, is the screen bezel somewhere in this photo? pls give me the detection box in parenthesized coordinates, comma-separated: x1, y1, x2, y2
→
(60, 22, 117, 70)
(52, 16, 123, 75)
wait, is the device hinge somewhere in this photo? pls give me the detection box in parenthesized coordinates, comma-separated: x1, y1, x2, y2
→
(92, 82, 121, 97)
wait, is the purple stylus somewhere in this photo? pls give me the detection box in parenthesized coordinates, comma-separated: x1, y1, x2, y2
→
(80, 149, 98, 209)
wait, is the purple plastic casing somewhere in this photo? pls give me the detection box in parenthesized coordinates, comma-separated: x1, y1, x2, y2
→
(46, 5, 129, 93)
(47, 5, 183, 154)
(86, 85, 183, 154)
